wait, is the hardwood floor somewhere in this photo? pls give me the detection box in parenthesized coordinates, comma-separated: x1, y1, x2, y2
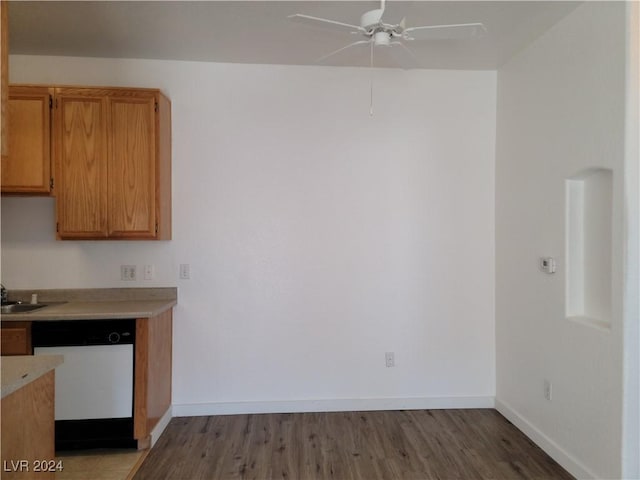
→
(56, 449, 147, 480)
(133, 409, 573, 480)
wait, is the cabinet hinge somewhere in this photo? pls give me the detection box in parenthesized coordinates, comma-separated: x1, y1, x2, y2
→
(49, 95, 53, 109)
(56, 223, 59, 233)
(155, 222, 159, 235)
(49, 178, 54, 190)
(154, 101, 158, 113)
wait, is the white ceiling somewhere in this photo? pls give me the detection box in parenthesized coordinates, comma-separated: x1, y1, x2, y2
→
(9, 1, 582, 70)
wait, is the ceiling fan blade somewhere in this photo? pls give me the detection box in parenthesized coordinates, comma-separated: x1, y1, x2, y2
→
(315, 40, 371, 64)
(404, 23, 487, 41)
(360, 8, 385, 29)
(388, 42, 422, 70)
(288, 14, 366, 34)
(359, 0, 386, 29)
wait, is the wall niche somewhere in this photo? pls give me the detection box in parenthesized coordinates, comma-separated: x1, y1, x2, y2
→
(565, 168, 613, 329)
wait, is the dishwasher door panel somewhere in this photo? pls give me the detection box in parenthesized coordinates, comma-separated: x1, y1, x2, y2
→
(34, 344, 134, 420)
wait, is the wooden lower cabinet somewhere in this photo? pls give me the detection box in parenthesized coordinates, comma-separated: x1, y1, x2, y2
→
(0, 311, 173, 450)
(1, 321, 32, 355)
(1, 370, 56, 480)
(134, 310, 173, 448)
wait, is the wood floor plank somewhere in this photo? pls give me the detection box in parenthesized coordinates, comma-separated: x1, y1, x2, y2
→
(133, 409, 574, 480)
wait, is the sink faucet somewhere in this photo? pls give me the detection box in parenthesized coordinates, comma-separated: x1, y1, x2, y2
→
(1, 284, 7, 305)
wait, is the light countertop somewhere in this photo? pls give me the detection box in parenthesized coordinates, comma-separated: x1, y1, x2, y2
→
(1, 287, 177, 322)
(1, 299, 176, 322)
(1, 354, 64, 398)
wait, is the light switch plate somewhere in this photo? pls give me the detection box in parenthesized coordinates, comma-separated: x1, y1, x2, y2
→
(143, 264, 154, 281)
(179, 264, 190, 280)
(121, 265, 136, 281)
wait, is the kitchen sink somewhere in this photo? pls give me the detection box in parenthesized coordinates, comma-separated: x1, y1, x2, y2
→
(1, 303, 48, 314)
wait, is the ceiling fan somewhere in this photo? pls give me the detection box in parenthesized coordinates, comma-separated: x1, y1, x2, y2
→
(288, 0, 487, 70)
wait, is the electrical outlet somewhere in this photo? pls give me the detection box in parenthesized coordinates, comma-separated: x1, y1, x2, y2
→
(121, 265, 137, 281)
(385, 352, 395, 368)
(544, 379, 552, 401)
(179, 263, 190, 280)
(144, 264, 155, 281)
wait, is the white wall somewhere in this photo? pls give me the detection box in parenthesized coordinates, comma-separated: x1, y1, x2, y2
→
(495, 3, 628, 479)
(622, 3, 640, 477)
(2, 57, 497, 412)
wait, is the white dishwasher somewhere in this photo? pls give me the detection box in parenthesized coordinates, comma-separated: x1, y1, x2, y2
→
(33, 319, 137, 450)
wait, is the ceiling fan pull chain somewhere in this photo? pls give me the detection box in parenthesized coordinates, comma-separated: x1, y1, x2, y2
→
(370, 40, 374, 116)
(370, 79, 374, 116)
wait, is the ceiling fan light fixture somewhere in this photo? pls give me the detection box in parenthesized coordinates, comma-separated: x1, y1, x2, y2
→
(373, 31, 391, 47)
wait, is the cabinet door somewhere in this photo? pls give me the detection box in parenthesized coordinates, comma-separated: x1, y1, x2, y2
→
(1, 322, 32, 356)
(1, 86, 52, 194)
(107, 94, 157, 238)
(134, 310, 172, 447)
(55, 90, 108, 238)
(1, 1, 8, 159)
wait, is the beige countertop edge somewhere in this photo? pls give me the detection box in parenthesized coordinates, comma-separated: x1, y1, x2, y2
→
(1, 354, 64, 399)
(8, 287, 177, 304)
(0, 299, 177, 322)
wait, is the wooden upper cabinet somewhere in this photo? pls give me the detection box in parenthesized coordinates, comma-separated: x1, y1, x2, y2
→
(108, 95, 156, 238)
(55, 89, 108, 237)
(54, 87, 171, 240)
(1, 86, 52, 194)
(1, 1, 8, 159)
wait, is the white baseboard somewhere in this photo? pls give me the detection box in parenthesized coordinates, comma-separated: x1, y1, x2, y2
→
(495, 398, 597, 480)
(149, 406, 173, 448)
(172, 395, 495, 417)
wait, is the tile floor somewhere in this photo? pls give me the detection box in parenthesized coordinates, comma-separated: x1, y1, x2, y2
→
(56, 449, 147, 480)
